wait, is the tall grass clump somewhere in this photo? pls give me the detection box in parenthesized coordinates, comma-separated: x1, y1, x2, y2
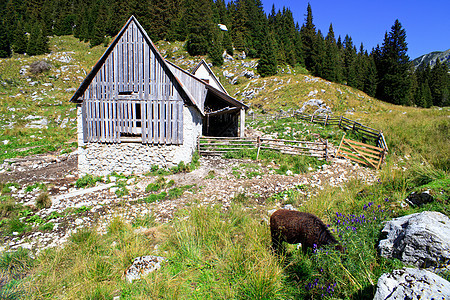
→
(152, 205, 285, 299)
(0, 248, 34, 299)
(25, 219, 158, 299)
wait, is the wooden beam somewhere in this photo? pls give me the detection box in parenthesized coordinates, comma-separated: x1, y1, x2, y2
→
(240, 107, 245, 137)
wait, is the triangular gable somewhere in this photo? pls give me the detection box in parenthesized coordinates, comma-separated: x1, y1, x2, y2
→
(166, 60, 248, 111)
(69, 16, 203, 115)
(191, 59, 228, 94)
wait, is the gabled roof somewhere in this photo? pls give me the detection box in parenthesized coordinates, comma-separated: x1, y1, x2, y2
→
(167, 60, 248, 110)
(69, 16, 203, 114)
(191, 59, 228, 95)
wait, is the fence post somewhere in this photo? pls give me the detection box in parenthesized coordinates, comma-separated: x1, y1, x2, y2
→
(339, 116, 342, 128)
(311, 115, 314, 122)
(256, 136, 261, 160)
(324, 115, 329, 126)
(197, 135, 200, 153)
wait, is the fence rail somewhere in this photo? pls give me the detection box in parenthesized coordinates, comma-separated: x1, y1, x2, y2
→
(198, 136, 328, 159)
(249, 112, 388, 153)
(336, 134, 385, 170)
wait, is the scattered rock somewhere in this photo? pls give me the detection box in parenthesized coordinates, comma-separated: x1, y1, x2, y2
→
(373, 268, 450, 300)
(124, 255, 166, 283)
(378, 211, 450, 271)
(298, 99, 331, 115)
(223, 70, 234, 79)
(237, 51, 246, 60)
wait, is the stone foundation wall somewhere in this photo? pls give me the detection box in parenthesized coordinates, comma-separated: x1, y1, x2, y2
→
(77, 105, 202, 176)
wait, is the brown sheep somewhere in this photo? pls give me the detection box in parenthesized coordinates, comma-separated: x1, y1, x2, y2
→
(270, 209, 343, 255)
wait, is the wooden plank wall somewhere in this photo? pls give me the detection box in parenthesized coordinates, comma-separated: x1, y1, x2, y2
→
(80, 20, 184, 145)
(84, 99, 183, 144)
(168, 65, 207, 112)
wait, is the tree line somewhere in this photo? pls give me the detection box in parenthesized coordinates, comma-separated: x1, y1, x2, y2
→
(0, 0, 448, 107)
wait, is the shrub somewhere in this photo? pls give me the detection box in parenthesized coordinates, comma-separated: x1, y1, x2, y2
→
(76, 174, 103, 188)
(35, 192, 51, 209)
(38, 222, 54, 231)
(142, 192, 167, 203)
(6, 217, 29, 234)
(29, 60, 51, 74)
(25, 182, 46, 193)
(0, 196, 17, 218)
(145, 177, 166, 192)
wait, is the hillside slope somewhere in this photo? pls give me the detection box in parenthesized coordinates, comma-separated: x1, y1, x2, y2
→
(0, 36, 449, 170)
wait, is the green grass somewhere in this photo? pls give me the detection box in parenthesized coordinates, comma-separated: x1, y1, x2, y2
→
(0, 161, 446, 299)
(75, 174, 104, 188)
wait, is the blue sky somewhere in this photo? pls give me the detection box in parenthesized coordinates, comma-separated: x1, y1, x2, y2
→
(261, 0, 450, 59)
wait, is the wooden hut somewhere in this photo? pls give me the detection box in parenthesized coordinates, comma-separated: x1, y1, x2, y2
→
(70, 16, 247, 175)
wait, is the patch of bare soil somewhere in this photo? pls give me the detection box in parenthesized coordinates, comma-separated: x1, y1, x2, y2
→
(0, 152, 78, 185)
(0, 151, 378, 254)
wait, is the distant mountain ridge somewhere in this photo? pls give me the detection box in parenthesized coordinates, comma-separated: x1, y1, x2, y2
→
(412, 49, 450, 69)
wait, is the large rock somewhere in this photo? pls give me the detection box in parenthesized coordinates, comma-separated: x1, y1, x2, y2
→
(378, 211, 450, 270)
(124, 255, 166, 283)
(373, 268, 450, 300)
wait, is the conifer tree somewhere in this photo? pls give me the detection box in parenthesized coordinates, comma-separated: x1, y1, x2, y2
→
(312, 30, 326, 77)
(13, 19, 27, 54)
(0, 19, 12, 58)
(223, 31, 233, 56)
(416, 80, 433, 108)
(257, 31, 277, 77)
(185, 0, 214, 56)
(209, 27, 224, 66)
(343, 35, 357, 87)
(300, 3, 316, 71)
(376, 20, 412, 105)
(363, 54, 378, 97)
(26, 21, 49, 56)
(429, 59, 449, 107)
(323, 23, 340, 82)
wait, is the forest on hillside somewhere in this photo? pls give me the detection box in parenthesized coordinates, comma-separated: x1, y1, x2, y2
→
(0, 0, 448, 107)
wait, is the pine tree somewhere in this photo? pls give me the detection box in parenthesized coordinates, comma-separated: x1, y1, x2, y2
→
(343, 35, 357, 87)
(363, 54, 378, 97)
(300, 3, 316, 71)
(13, 18, 27, 54)
(322, 23, 340, 82)
(209, 28, 224, 66)
(0, 18, 12, 58)
(257, 31, 277, 77)
(429, 59, 450, 107)
(416, 80, 432, 108)
(376, 20, 412, 105)
(26, 21, 49, 56)
(312, 30, 326, 78)
(185, 0, 214, 56)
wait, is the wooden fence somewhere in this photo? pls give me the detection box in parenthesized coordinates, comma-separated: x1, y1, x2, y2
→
(249, 112, 388, 153)
(198, 136, 328, 159)
(336, 134, 385, 170)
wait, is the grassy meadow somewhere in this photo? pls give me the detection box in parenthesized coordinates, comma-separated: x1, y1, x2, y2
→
(0, 36, 449, 299)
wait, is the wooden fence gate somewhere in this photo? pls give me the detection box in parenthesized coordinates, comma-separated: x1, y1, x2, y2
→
(336, 134, 385, 169)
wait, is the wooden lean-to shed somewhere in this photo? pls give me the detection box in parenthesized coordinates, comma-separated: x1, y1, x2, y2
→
(70, 16, 247, 176)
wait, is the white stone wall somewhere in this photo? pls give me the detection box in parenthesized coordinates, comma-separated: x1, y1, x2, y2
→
(77, 105, 203, 176)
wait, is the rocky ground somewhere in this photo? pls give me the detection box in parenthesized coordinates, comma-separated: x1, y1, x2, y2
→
(0, 150, 378, 255)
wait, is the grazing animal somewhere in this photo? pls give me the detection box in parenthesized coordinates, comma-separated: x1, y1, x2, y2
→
(270, 209, 342, 255)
